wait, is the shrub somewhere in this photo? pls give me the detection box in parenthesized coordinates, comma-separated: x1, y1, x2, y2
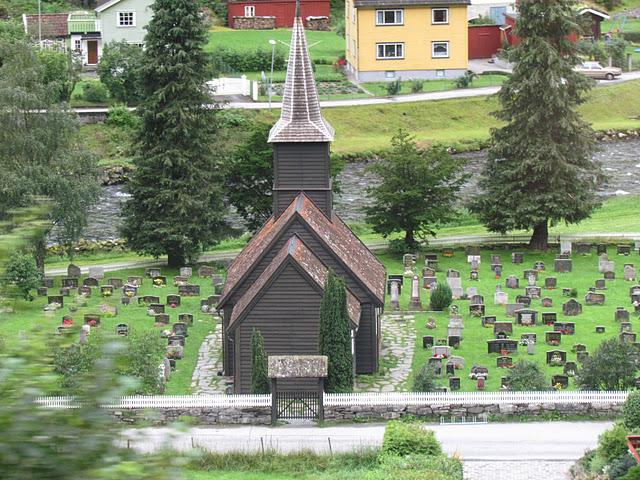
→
(577, 339, 637, 390)
(376, 453, 463, 480)
(410, 80, 424, 93)
(505, 360, 547, 391)
(105, 104, 139, 129)
(37, 48, 78, 101)
(569, 288, 578, 298)
(208, 46, 286, 75)
(385, 79, 402, 96)
(623, 466, 640, 480)
(413, 362, 438, 392)
(51, 333, 105, 393)
(623, 32, 640, 44)
(250, 328, 270, 394)
(382, 421, 443, 457)
(120, 330, 165, 394)
(623, 390, 640, 432)
(82, 82, 109, 103)
(97, 41, 143, 103)
(597, 423, 629, 465)
(429, 282, 452, 311)
(3, 252, 41, 301)
(609, 454, 637, 480)
(454, 70, 477, 89)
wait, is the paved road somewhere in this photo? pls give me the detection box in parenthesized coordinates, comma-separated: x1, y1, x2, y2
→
(120, 421, 611, 479)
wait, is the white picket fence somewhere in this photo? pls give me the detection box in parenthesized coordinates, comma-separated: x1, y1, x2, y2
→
(35, 391, 628, 410)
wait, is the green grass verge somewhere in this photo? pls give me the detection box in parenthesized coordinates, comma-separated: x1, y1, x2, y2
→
(1, 266, 221, 395)
(372, 246, 640, 392)
(361, 74, 508, 97)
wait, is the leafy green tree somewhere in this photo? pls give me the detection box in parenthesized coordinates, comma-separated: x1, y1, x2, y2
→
(469, 0, 602, 250)
(577, 339, 637, 391)
(121, 0, 228, 267)
(319, 271, 353, 393)
(97, 41, 143, 104)
(365, 129, 467, 249)
(623, 390, 640, 432)
(36, 48, 79, 102)
(413, 362, 438, 392)
(250, 328, 270, 394)
(0, 40, 99, 268)
(505, 360, 547, 391)
(3, 251, 41, 301)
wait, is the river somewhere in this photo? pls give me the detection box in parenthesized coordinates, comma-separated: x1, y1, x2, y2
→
(79, 139, 640, 242)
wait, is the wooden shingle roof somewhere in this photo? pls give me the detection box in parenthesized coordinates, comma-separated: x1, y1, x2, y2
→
(228, 235, 361, 330)
(23, 13, 69, 39)
(219, 194, 386, 308)
(268, 16, 334, 143)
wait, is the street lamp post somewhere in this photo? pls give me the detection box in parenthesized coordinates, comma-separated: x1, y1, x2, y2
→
(268, 39, 276, 110)
(38, 0, 42, 47)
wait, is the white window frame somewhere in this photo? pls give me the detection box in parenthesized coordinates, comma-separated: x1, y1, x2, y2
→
(432, 8, 449, 25)
(376, 42, 404, 60)
(244, 5, 255, 17)
(431, 41, 449, 58)
(376, 9, 403, 26)
(117, 11, 136, 28)
(74, 39, 82, 51)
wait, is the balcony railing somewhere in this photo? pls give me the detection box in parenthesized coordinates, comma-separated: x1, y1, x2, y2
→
(68, 17, 101, 34)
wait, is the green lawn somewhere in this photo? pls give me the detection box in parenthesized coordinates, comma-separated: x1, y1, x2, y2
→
(373, 246, 640, 392)
(1, 266, 222, 395)
(361, 74, 509, 97)
(206, 27, 344, 64)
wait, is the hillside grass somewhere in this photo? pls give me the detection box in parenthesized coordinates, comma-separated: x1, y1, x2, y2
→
(361, 74, 508, 96)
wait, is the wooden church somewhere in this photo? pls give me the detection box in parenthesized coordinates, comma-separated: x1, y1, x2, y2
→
(218, 7, 386, 393)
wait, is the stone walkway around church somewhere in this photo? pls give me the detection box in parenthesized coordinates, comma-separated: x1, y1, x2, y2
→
(190, 318, 232, 395)
(355, 313, 416, 392)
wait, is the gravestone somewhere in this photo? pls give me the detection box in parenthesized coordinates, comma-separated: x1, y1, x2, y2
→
(180, 267, 193, 278)
(597, 244, 607, 255)
(108, 278, 123, 289)
(515, 295, 532, 307)
(172, 322, 188, 337)
(497, 356, 513, 368)
(37, 287, 48, 297)
(505, 276, 519, 289)
(408, 275, 422, 310)
(546, 350, 567, 366)
(88, 266, 104, 280)
(99, 285, 113, 297)
(576, 243, 591, 255)
(465, 246, 481, 256)
(445, 363, 455, 376)
(595, 325, 606, 333)
(618, 245, 632, 256)
(541, 297, 553, 308)
(551, 375, 569, 389)
(173, 276, 189, 287)
(116, 323, 129, 336)
(523, 269, 538, 281)
(389, 280, 400, 310)
(494, 291, 508, 305)
(448, 336, 461, 348)
(470, 365, 489, 379)
(422, 266, 436, 278)
(615, 307, 630, 322)
(526, 286, 542, 299)
(512, 252, 524, 264)
(620, 332, 637, 343)
(442, 248, 454, 257)
(585, 292, 605, 306)
(494, 265, 503, 278)
(140, 295, 160, 305)
(83, 277, 99, 287)
(599, 259, 615, 274)
(604, 271, 616, 280)
(178, 284, 201, 297)
(572, 343, 587, 353)
(487, 339, 518, 354)
(521, 333, 537, 345)
(469, 304, 485, 317)
(59, 287, 73, 297)
(564, 362, 578, 376)
(470, 294, 484, 304)
(61, 277, 79, 288)
(560, 241, 572, 255)
(595, 279, 606, 290)
(122, 285, 138, 298)
(620, 322, 633, 333)
(128, 276, 143, 286)
(506, 303, 525, 317)
(446, 269, 461, 278)
(167, 294, 181, 307)
(546, 331, 562, 346)
(67, 264, 81, 278)
(493, 322, 513, 338)
(554, 258, 573, 273)
(403, 254, 416, 277)
(179, 313, 194, 325)
(198, 265, 215, 278)
(121, 296, 131, 305)
(469, 270, 479, 281)
(145, 268, 161, 278)
(515, 309, 538, 326)
(533, 261, 545, 272)
(78, 286, 92, 297)
(166, 344, 184, 360)
(387, 277, 403, 295)
(449, 377, 461, 391)
(422, 336, 434, 349)
(152, 276, 167, 287)
(432, 345, 451, 358)
(577, 351, 589, 363)
(449, 356, 465, 369)
(554, 322, 575, 335)
(562, 299, 582, 316)
(148, 303, 165, 315)
(625, 265, 637, 281)
(466, 286, 478, 298)
(491, 263, 503, 273)
(43, 277, 54, 288)
(482, 316, 497, 327)
(545, 277, 557, 289)
(84, 314, 101, 327)
(562, 288, 572, 296)
(154, 313, 170, 325)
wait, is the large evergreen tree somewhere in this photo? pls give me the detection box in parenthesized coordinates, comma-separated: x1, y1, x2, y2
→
(319, 271, 353, 393)
(469, 0, 603, 250)
(365, 129, 467, 249)
(250, 328, 270, 394)
(121, 0, 228, 266)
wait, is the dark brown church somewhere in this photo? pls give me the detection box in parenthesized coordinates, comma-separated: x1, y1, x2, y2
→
(218, 11, 386, 394)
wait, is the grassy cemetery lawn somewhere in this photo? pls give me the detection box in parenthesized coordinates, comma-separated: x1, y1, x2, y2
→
(375, 247, 640, 392)
(2, 266, 222, 395)
(361, 74, 509, 97)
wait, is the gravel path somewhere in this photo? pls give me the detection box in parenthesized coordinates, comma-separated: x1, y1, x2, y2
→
(463, 460, 574, 480)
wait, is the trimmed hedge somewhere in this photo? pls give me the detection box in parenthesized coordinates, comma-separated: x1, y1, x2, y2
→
(382, 421, 443, 457)
(209, 46, 286, 74)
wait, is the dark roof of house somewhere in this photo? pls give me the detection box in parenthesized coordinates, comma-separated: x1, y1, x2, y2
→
(268, 16, 334, 143)
(220, 193, 386, 307)
(354, 0, 469, 7)
(229, 235, 361, 330)
(23, 13, 69, 39)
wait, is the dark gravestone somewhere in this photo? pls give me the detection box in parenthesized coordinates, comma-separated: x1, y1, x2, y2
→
(167, 294, 181, 307)
(423, 276, 437, 289)
(152, 276, 167, 287)
(545, 277, 557, 289)
(497, 356, 513, 368)
(595, 279, 606, 290)
(493, 322, 513, 338)
(512, 252, 524, 264)
(173, 276, 189, 287)
(620, 332, 637, 343)
(470, 270, 479, 281)
(525, 286, 541, 299)
(37, 287, 48, 297)
(515, 309, 538, 326)
(154, 313, 170, 325)
(553, 322, 575, 335)
(533, 261, 545, 272)
(428, 357, 443, 376)
(178, 284, 201, 297)
(465, 245, 481, 256)
(121, 296, 131, 305)
(172, 322, 188, 337)
(562, 299, 582, 316)
(448, 336, 461, 348)
(576, 243, 591, 255)
(100, 285, 114, 297)
(546, 350, 567, 366)
(47, 295, 64, 307)
(597, 244, 607, 255)
(562, 288, 572, 296)
(127, 276, 143, 286)
(84, 314, 101, 327)
(620, 322, 632, 333)
(555, 258, 573, 273)
(505, 276, 519, 289)
(551, 375, 569, 389)
(442, 248, 454, 257)
(67, 264, 81, 278)
(83, 277, 99, 287)
(214, 283, 225, 295)
(595, 325, 606, 333)
(108, 278, 124, 289)
(469, 294, 484, 305)
(541, 297, 553, 308)
(481, 316, 497, 327)
(198, 265, 215, 278)
(446, 363, 455, 376)
(618, 245, 632, 256)
(140, 295, 160, 305)
(487, 339, 518, 354)
(546, 331, 562, 346)
(78, 286, 92, 297)
(515, 295, 532, 307)
(61, 277, 79, 288)
(145, 268, 161, 278)
(59, 287, 73, 297)
(43, 277, 54, 288)
(469, 304, 485, 317)
(148, 303, 165, 315)
(523, 269, 538, 280)
(604, 271, 616, 280)
(179, 313, 194, 325)
(615, 307, 630, 322)
(449, 377, 461, 391)
(116, 323, 129, 336)
(423, 336, 434, 349)
(572, 343, 587, 353)
(585, 292, 605, 306)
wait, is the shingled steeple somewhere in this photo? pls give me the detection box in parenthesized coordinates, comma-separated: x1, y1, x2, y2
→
(268, 1, 334, 143)
(268, 1, 335, 219)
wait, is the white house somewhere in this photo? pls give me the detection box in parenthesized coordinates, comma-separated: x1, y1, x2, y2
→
(468, 0, 516, 25)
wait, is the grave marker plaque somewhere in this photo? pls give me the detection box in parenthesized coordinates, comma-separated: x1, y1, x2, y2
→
(562, 299, 582, 316)
(83, 277, 99, 287)
(512, 252, 524, 264)
(546, 331, 562, 346)
(167, 294, 181, 307)
(67, 264, 81, 278)
(107, 278, 123, 289)
(178, 284, 201, 297)
(61, 277, 79, 288)
(546, 350, 567, 366)
(554, 258, 573, 273)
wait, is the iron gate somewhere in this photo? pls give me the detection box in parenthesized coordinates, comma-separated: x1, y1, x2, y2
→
(272, 390, 323, 424)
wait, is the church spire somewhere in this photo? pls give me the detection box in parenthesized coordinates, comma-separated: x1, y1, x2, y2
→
(268, 0, 334, 143)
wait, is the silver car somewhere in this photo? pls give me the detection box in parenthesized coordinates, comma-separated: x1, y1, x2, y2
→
(575, 61, 622, 80)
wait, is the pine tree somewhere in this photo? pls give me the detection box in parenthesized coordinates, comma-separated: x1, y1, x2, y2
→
(469, 0, 603, 250)
(121, 0, 228, 266)
(250, 328, 270, 394)
(319, 271, 353, 393)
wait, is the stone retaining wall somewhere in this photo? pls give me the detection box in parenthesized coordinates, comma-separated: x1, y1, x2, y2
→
(232, 16, 276, 29)
(107, 402, 620, 425)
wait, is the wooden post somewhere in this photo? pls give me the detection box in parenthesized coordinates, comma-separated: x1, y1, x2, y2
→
(271, 378, 278, 426)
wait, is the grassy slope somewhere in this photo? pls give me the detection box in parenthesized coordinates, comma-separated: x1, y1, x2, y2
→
(375, 246, 640, 392)
(361, 74, 508, 96)
(0, 267, 220, 395)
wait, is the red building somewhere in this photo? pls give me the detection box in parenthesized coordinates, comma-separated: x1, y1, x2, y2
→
(228, 0, 330, 29)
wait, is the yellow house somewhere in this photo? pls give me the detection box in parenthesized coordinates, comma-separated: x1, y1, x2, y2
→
(345, 0, 470, 82)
